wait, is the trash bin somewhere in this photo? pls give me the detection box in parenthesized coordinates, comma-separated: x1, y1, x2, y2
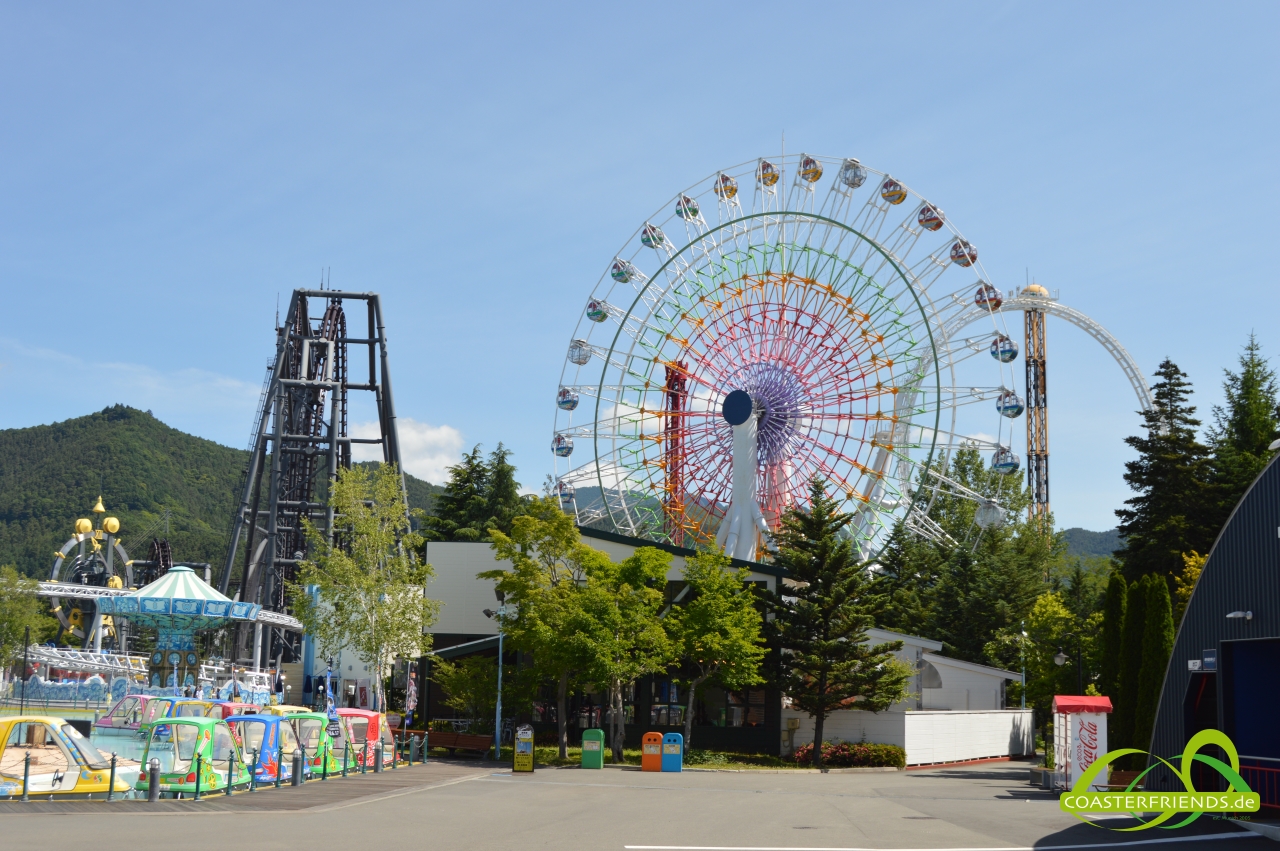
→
(661, 733, 683, 772)
(514, 725, 535, 773)
(581, 729, 605, 769)
(641, 732, 663, 772)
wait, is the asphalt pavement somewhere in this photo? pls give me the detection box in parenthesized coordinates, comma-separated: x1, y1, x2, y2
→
(0, 760, 1266, 850)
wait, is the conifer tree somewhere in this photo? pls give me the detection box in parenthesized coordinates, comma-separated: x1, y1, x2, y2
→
(768, 480, 911, 769)
(1132, 575, 1175, 756)
(1098, 571, 1127, 702)
(1115, 360, 1215, 583)
(421, 443, 527, 542)
(1208, 335, 1280, 528)
(1113, 576, 1147, 752)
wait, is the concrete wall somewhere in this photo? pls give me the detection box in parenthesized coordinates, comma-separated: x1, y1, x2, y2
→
(781, 707, 1034, 765)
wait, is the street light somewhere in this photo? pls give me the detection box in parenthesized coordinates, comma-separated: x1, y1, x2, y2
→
(482, 590, 516, 762)
(1052, 634, 1084, 694)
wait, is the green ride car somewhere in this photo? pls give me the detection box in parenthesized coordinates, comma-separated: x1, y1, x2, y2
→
(135, 716, 250, 797)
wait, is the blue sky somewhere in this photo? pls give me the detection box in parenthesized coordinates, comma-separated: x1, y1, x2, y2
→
(1, 2, 1276, 532)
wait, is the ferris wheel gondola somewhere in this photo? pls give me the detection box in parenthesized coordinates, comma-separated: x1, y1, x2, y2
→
(552, 153, 1024, 559)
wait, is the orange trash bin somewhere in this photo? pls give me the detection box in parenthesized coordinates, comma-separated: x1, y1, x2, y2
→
(641, 732, 663, 772)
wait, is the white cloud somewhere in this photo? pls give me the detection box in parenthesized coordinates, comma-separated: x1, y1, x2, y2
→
(351, 417, 464, 484)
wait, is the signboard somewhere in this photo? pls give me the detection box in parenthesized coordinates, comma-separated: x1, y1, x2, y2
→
(513, 724, 535, 773)
(326, 699, 342, 738)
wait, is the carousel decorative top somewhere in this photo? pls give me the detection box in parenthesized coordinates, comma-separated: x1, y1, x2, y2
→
(94, 565, 260, 631)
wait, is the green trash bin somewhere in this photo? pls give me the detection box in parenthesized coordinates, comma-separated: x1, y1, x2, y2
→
(581, 729, 605, 769)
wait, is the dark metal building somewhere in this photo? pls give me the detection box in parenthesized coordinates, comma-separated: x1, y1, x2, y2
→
(1148, 454, 1280, 801)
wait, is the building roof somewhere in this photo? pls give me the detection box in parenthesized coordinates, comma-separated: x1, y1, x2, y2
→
(428, 635, 500, 659)
(923, 652, 1021, 681)
(867, 628, 943, 652)
(578, 526, 788, 578)
(1053, 695, 1113, 714)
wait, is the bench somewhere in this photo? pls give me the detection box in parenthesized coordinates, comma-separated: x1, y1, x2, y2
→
(427, 730, 494, 756)
(1104, 770, 1146, 790)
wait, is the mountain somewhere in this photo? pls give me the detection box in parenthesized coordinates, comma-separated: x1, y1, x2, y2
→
(1061, 527, 1122, 559)
(0, 405, 442, 579)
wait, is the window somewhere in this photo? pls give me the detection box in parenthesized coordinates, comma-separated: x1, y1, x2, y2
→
(211, 725, 238, 769)
(61, 725, 109, 769)
(109, 698, 139, 721)
(148, 724, 198, 774)
(380, 721, 395, 747)
(141, 701, 169, 725)
(233, 721, 267, 761)
(279, 722, 299, 757)
(347, 719, 369, 745)
(295, 719, 323, 751)
(175, 702, 206, 718)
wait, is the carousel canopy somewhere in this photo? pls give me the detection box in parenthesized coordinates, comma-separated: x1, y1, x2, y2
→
(96, 565, 261, 631)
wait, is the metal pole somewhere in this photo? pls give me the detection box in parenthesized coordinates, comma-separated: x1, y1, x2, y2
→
(20, 626, 29, 715)
(494, 614, 503, 761)
(194, 753, 202, 801)
(1076, 636, 1083, 695)
(21, 754, 30, 801)
(107, 753, 117, 801)
(250, 749, 258, 792)
(1020, 621, 1026, 710)
(226, 748, 235, 796)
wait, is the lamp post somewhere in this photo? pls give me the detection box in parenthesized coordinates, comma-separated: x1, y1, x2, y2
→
(1020, 622, 1027, 710)
(483, 591, 517, 762)
(19, 626, 30, 714)
(1053, 633, 1084, 695)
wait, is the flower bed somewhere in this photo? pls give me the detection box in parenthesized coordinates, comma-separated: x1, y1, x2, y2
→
(793, 741, 906, 768)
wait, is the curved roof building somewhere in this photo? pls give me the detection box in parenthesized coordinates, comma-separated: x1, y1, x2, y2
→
(1148, 454, 1280, 800)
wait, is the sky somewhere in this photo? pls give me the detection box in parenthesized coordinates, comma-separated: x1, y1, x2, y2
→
(1, 2, 1277, 532)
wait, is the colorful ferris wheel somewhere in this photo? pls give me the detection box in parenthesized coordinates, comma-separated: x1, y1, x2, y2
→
(552, 153, 1024, 560)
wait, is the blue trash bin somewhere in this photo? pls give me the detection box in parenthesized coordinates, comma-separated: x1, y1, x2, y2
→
(661, 732, 683, 772)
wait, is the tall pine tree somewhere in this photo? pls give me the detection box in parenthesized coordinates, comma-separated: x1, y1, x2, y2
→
(1208, 335, 1280, 529)
(1115, 360, 1214, 583)
(421, 443, 527, 542)
(768, 480, 911, 769)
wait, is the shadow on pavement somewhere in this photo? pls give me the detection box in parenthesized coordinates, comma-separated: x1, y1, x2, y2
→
(1033, 816, 1261, 847)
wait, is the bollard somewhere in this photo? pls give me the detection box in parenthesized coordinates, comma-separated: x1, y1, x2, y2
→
(274, 750, 282, 788)
(107, 753, 117, 802)
(361, 742, 369, 774)
(373, 742, 384, 773)
(341, 744, 349, 777)
(321, 744, 329, 781)
(291, 748, 304, 786)
(21, 754, 30, 802)
(194, 753, 202, 800)
(226, 749, 236, 796)
(249, 750, 258, 792)
(391, 734, 398, 770)
(409, 734, 418, 766)
(148, 758, 160, 802)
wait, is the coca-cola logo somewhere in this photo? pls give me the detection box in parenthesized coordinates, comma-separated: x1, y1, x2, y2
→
(1077, 719, 1099, 767)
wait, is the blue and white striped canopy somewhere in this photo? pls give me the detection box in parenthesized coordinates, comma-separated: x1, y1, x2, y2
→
(96, 566, 261, 630)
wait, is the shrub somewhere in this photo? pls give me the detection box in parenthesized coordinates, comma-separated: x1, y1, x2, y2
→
(683, 749, 731, 766)
(793, 741, 905, 768)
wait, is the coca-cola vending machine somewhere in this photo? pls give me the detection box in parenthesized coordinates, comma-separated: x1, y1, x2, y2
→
(1052, 695, 1113, 790)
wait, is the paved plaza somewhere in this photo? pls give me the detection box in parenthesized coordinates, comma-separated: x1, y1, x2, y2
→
(0, 760, 1265, 850)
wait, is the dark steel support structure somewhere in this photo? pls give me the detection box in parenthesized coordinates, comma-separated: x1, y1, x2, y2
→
(219, 289, 405, 667)
(1024, 306, 1049, 521)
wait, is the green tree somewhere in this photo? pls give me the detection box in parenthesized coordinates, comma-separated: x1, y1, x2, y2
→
(665, 551, 766, 748)
(1113, 576, 1148, 755)
(580, 547, 672, 762)
(768, 480, 911, 769)
(429, 654, 539, 734)
(985, 591, 1083, 712)
(1098, 571, 1127, 701)
(1173, 551, 1205, 624)
(1208, 335, 1280, 528)
(1115, 360, 1215, 583)
(484, 496, 606, 758)
(0, 565, 55, 673)
(422, 444, 526, 542)
(290, 464, 439, 712)
(1132, 574, 1175, 756)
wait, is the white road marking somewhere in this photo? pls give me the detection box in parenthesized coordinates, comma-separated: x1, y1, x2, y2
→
(623, 832, 1260, 851)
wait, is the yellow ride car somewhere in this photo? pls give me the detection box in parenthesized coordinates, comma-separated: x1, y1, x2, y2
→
(0, 716, 135, 799)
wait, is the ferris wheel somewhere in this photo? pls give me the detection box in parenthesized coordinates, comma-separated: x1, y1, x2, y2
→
(552, 153, 1024, 560)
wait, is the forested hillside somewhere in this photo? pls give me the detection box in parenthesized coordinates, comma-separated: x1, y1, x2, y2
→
(0, 406, 441, 578)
